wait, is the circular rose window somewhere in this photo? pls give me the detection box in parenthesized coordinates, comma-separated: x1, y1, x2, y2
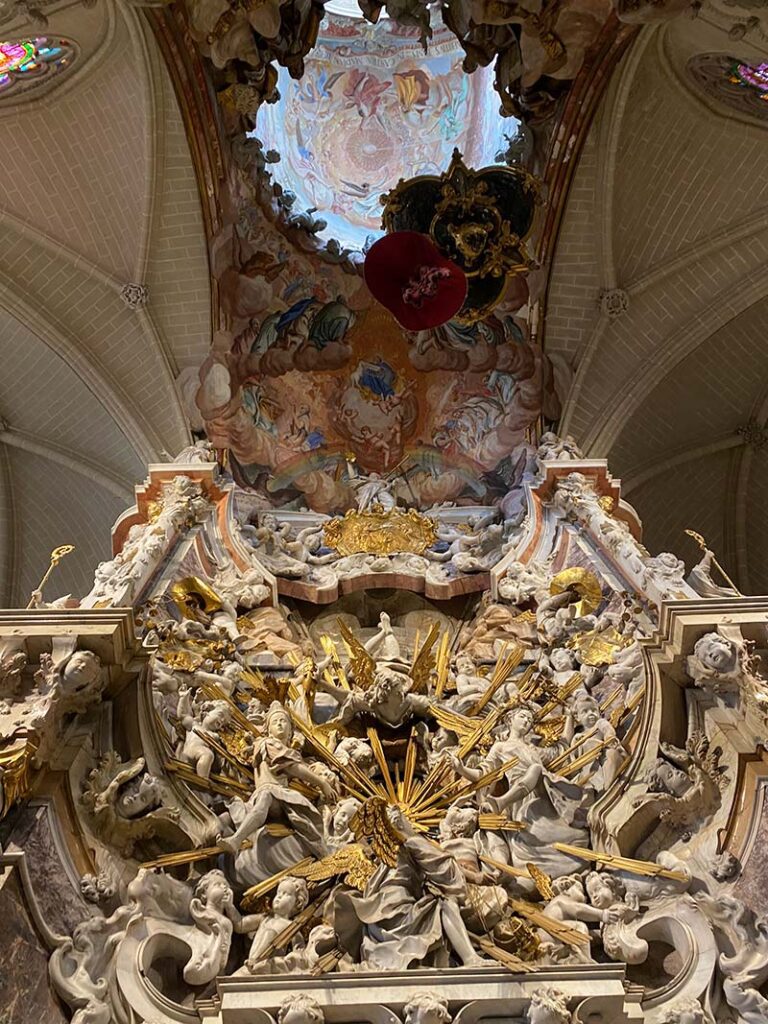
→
(0, 36, 77, 99)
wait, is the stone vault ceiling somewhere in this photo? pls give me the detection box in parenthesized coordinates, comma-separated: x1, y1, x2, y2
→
(0, 0, 211, 605)
(546, 11, 768, 593)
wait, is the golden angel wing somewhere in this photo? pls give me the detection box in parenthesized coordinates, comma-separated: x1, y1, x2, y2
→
(429, 703, 478, 740)
(410, 622, 441, 694)
(526, 861, 554, 900)
(351, 796, 403, 868)
(295, 843, 376, 891)
(337, 619, 376, 690)
(535, 716, 565, 745)
(241, 667, 291, 705)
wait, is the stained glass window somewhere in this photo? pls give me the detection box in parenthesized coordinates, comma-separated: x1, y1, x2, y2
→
(728, 60, 768, 102)
(0, 37, 76, 97)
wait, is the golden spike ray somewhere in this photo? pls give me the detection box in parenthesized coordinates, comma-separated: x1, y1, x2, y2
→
(599, 685, 624, 713)
(288, 711, 380, 801)
(508, 898, 591, 949)
(547, 727, 599, 773)
(477, 813, 527, 831)
(434, 631, 451, 699)
(535, 673, 583, 719)
(402, 729, 418, 804)
(557, 738, 620, 779)
(165, 760, 252, 798)
(551, 843, 689, 881)
(255, 896, 324, 958)
(479, 854, 532, 881)
(410, 622, 442, 694)
(367, 727, 398, 802)
(469, 644, 524, 716)
(472, 935, 535, 973)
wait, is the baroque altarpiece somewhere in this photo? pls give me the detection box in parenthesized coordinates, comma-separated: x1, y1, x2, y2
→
(2, 440, 767, 1024)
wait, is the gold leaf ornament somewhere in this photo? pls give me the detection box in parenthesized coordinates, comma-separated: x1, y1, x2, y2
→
(351, 796, 405, 868)
(323, 507, 438, 557)
(0, 740, 37, 818)
(168, 576, 224, 617)
(568, 625, 631, 667)
(549, 567, 603, 616)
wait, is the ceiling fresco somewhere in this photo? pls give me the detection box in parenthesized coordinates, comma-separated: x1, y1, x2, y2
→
(180, 0, 703, 520)
(199, 296, 558, 512)
(195, 8, 562, 516)
(256, 14, 511, 248)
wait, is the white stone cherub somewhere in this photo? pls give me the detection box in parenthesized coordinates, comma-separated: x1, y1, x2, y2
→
(570, 693, 625, 790)
(403, 992, 451, 1024)
(653, 999, 714, 1024)
(243, 876, 310, 972)
(185, 869, 262, 985)
(176, 686, 231, 779)
(526, 986, 572, 1024)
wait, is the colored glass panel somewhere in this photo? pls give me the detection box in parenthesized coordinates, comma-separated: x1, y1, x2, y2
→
(0, 36, 75, 95)
(729, 60, 768, 101)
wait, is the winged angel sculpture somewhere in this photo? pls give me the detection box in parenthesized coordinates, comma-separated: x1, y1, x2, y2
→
(51, 560, 731, 1024)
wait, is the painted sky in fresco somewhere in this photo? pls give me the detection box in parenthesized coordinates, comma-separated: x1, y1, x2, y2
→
(256, 14, 515, 249)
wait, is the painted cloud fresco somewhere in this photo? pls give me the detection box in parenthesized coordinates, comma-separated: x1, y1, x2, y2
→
(195, 13, 559, 514)
(256, 14, 511, 248)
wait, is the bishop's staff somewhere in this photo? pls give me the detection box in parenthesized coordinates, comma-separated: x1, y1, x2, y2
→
(27, 545, 75, 608)
(685, 529, 741, 595)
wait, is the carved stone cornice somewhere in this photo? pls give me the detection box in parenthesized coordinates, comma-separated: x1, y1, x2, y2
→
(591, 597, 768, 854)
(0, 608, 138, 678)
(210, 965, 639, 1024)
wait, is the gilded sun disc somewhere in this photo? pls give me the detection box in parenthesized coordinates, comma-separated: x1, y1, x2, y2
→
(549, 567, 603, 616)
(323, 506, 438, 557)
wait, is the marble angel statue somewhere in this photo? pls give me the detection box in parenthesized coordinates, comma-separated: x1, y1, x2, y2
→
(316, 617, 431, 729)
(331, 803, 486, 970)
(238, 875, 310, 973)
(320, 664, 432, 729)
(176, 685, 232, 780)
(218, 702, 333, 870)
(536, 872, 629, 963)
(447, 702, 591, 878)
(633, 733, 728, 855)
(185, 869, 263, 984)
(571, 692, 625, 790)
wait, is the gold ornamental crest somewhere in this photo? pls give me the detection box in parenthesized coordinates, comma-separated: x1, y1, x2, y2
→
(323, 506, 438, 557)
